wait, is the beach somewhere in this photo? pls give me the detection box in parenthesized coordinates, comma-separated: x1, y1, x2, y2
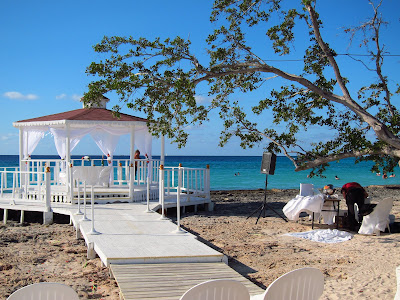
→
(1, 185, 399, 299)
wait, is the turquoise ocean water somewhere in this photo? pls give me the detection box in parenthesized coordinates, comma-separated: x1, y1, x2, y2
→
(0, 155, 398, 191)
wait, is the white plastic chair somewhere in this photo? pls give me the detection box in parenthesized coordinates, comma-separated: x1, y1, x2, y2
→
(354, 198, 373, 223)
(250, 267, 324, 300)
(395, 266, 400, 300)
(179, 279, 250, 300)
(299, 183, 325, 225)
(358, 198, 394, 235)
(7, 282, 79, 300)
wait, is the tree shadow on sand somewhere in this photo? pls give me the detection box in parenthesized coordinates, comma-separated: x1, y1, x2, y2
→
(180, 223, 267, 289)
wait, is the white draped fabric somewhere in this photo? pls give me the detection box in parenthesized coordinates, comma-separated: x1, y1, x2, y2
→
(22, 127, 47, 159)
(50, 127, 93, 159)
(22, 124, 152, 159)
(135, 127, 153, 158)
(90, 128, 121, 158)
(285, 229, 353, 243)
(283, 194, 325, 221)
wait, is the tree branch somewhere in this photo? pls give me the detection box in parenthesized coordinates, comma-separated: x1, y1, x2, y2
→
(369, 0, 395, 117)
(295, 147, 400, 171)
(306, 4, 352, 100)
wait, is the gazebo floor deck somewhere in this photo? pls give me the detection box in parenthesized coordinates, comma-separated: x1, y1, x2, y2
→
(21, 184, 212, 207)
(25, 184, 155, 197)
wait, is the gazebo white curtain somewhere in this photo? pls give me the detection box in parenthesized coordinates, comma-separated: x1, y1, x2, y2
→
(23, 124, 152, 159)
(22, 127, 48, 159)
(50, 127, 93, 159)
(135, 127, 153, 158)
(90, 127, 123, 157)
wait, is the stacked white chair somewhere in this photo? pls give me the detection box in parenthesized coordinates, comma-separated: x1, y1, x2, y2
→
(358, 198, 394, 235)
(179, 279, 250, 300)
(250, 267, 324, 300)
(395, 266, 400, 300)
(7, 282, 79, 300)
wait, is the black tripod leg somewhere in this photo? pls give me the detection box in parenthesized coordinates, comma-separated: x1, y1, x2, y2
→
(246, 202, 265, 220)
(264, 203, 288, 222)
(247, 174, 288, 223)
(255, 202, 266, 224)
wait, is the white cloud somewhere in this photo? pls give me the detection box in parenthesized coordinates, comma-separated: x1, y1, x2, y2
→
(71, 94, 82, 101)
(3, 91, 38, 100)
(1, 133, 18, 141)
(195, 95, 212, 104)
(55, 93, 82, 102)
(56, 93, 67, 100)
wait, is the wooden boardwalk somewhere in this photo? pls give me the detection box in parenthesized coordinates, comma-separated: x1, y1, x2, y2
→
(68, 202, 224, 266)
(0, 198, 264, 299)
(110, 262, 264, 300)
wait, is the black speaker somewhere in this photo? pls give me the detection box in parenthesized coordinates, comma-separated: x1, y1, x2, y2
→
(260, 152, 276, 175)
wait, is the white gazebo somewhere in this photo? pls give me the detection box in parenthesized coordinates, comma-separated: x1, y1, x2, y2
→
(14, 96, 162, 166)
(0, 96, 211, 226)
(12, 96, 165, 203)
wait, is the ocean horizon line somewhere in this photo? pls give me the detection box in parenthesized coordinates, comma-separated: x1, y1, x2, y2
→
(0, 155, 397, 190)
(0, 154, 275, 157)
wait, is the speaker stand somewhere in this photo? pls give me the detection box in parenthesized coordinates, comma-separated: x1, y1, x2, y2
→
(247, 175, 288, 224)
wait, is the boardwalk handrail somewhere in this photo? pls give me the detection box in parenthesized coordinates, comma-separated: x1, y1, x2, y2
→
(0, 168, 52, 210)
(158, 164, 210, 230)
(160, 165, 210, 201)
(159, 164, 210, 205)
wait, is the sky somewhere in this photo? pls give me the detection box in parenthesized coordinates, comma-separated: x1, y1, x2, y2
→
(0, 0, 399, 157)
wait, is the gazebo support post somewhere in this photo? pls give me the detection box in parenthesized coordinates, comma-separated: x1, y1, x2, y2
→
(66, 123, 71, 201)
(129, 127, 136, 202)
(159, 165, 168, 220)
(69, 163, 74, 203)
(161, 135, 165, 166)
(130, 127, 135, 164)
(18, 128, 25, 185)
(129, 163, 135, 202)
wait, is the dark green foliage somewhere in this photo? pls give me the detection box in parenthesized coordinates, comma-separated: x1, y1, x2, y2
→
(84, 0, 399, 176)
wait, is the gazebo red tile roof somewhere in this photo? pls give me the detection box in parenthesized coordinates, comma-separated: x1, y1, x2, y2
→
(16, 108, 148, 123)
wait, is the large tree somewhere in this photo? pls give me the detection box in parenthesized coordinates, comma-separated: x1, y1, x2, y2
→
(83, 0, 399, 176)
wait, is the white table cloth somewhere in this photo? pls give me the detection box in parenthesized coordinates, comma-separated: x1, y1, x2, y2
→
(283, 193, 325, 222)
(73, 166, 112, 186)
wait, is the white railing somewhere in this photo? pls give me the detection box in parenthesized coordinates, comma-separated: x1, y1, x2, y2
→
(3, 159, 208, 207)
(21, 158, 161, 202)
(23, 158, 162, 187)
(0, 168, 52, 211)
(22, 159, 69, 186)
(160, 164, 210, 202)
(158, 164, 210, 230)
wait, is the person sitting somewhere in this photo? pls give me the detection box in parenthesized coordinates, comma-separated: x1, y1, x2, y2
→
(341, 182, 375, 231)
